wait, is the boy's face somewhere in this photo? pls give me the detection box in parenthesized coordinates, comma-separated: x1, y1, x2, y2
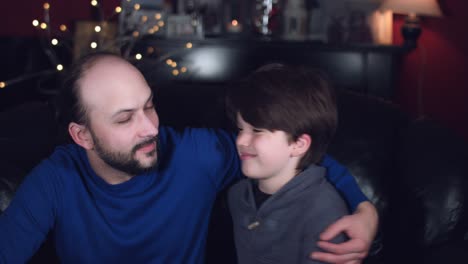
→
(236, 113, 301, 191)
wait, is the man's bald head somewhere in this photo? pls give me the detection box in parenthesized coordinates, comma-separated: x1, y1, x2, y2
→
(56, 52, 146, 128)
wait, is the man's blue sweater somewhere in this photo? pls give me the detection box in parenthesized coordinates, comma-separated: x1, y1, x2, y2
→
(0, 127, 367, 263)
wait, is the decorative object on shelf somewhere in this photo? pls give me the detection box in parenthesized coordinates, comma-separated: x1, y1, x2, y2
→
(380, 0, 443, 48)
(327, 15, 347, 44)
(305, 0, 327, 41)
(0, 2, 69, 91)
(343, 0, 388, 44)
(0, 0, 194, 92)
(74, 21, 118, 60)
(283, 0, 307, 40)
(226, 19, 242, 33)
(347, 10, 373, 43)
(166, 14, 204, 39)
(251, 0, 282, 36)
(119, 0, 170, 39)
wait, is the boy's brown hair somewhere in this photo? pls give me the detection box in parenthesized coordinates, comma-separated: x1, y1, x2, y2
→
(226, 63, 337, 170)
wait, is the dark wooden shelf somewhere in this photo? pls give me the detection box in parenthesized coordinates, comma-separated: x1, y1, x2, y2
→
(133, 37, 408, 100)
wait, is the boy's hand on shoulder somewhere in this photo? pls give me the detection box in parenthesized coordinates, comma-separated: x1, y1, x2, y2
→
(309, 201, 378, 264)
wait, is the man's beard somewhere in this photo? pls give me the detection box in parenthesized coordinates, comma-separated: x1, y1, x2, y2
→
(92, 133, 160, 176)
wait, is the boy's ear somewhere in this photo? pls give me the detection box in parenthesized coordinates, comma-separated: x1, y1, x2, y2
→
(291, 134, 311, 157)
(68, 122, 94, 150)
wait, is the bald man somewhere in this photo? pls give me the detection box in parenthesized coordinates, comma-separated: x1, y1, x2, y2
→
(0, 53, 377, 263)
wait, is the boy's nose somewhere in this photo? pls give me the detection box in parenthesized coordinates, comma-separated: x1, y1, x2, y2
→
(236, 132, 251, 147)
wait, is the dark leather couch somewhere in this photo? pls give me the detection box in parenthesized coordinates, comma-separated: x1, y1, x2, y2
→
(1, 85, 467, 264)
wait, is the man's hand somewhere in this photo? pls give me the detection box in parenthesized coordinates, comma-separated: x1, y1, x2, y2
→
(310, 201, 378, 264)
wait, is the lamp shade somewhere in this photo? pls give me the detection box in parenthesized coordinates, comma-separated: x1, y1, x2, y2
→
(380, 0, 442, 17)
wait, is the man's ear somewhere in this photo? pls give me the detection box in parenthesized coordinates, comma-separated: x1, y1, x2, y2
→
(68, 122, 94, 150)
(291, 134, 311, 157)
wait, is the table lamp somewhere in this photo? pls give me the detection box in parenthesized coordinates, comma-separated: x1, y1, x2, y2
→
(380, 0, 442, 48)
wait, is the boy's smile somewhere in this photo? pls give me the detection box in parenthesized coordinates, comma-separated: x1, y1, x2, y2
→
(235, 113, 303, 194)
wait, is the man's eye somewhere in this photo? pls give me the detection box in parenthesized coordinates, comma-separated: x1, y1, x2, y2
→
(117, 118, 131, 124)
(145, 105, 154, 110)
(253, 128, 263, 133)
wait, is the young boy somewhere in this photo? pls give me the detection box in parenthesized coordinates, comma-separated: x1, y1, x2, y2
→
(226, 64, 349, 264)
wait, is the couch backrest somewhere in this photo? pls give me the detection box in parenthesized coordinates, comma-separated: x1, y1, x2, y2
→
(1, 86, 467, 263)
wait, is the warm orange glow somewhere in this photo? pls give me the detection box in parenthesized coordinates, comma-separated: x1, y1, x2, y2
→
(231, 20, 238, 26)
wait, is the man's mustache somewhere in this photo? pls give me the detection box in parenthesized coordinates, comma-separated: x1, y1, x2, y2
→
(132, 135, 159, 153)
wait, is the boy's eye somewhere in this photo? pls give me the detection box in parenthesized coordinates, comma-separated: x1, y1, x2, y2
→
(253, 128, 263, 133)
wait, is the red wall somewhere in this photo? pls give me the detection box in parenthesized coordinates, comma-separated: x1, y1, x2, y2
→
(393, 0, 468, 141)
(1, 0, 119, 36)
(1, 0, 467, 141)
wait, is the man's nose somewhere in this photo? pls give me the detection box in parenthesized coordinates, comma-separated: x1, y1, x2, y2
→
(138, 113, 158, 138)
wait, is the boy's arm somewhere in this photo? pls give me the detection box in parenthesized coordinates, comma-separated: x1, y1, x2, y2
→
(313, 155, 378, 263)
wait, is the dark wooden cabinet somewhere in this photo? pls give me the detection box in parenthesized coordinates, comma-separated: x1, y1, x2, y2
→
(134, 37, 406, 99)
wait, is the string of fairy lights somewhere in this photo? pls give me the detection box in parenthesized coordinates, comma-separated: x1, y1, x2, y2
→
(0, 0, 196, 91)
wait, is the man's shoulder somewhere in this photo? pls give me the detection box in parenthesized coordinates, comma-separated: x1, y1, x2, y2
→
(32, 144, 84, 176)
(47, 144, 83, 163)
(160, 126, 234, 142)
(160, 126, 236, 158)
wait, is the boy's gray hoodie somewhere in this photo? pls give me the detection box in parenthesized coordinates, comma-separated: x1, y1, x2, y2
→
(228, 165, 349, 264)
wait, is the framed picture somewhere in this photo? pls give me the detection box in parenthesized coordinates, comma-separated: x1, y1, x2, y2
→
(306, 0, 392, 44)
(177, 0, 224, 35)
(166, 14, 203, 39)
(119, 0, 171, 38)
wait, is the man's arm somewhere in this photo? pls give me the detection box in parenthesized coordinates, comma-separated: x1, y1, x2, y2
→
(320, 155, 368, 211)
(315, 155, 378, 264)
(0, 162, 57, 263)
(310, 201, 378, 263)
